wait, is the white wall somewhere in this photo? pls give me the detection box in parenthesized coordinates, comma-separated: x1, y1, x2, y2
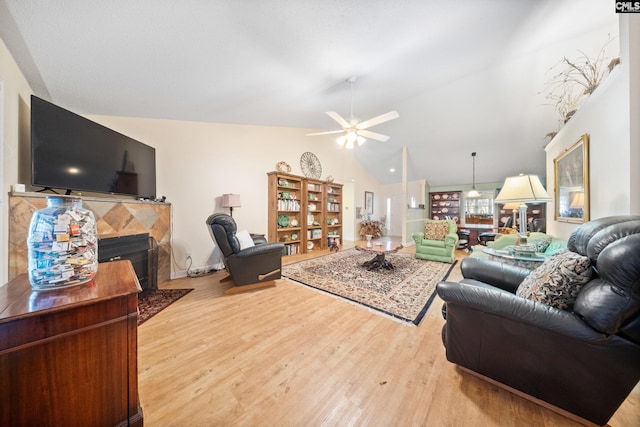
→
(544, 15, 639, 240)
(0, 35, 382, 280)
(0, 37, 33, 284)
(84, 115, 381, 277)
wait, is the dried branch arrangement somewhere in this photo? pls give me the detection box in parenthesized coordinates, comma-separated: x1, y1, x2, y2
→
(541, 37, 619, 130)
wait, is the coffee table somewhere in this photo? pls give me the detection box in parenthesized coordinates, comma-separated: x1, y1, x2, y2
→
(483, 247, 546, 270)
(355, 240, 404, 271)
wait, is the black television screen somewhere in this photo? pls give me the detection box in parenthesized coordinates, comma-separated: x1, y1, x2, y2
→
(31, 95, 156, 199)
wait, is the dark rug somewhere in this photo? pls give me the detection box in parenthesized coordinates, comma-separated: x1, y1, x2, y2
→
(282, 248, 456, 325)
(137, 289, 193, 325)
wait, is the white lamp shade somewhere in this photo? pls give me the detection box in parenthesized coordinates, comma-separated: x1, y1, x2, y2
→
(503, 202, 521, 211)
(570, 192, 585, 208)
(495, 174, 551, 203)
(222, 193, 242, 208)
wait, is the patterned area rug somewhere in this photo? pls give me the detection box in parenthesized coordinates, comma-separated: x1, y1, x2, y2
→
(137, 289, 193, 325)
(282, 248, 456, 325)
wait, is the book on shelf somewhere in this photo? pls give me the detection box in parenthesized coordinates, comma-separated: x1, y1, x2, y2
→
(283, 243, 300, 256)
(277, 199, 300, 211)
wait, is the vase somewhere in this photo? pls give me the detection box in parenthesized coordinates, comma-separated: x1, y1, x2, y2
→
(366, 234, 373, 247)
(27, 195, 98, 290)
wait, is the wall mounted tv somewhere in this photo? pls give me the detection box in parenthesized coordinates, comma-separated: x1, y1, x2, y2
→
(31, 95, 156, 199)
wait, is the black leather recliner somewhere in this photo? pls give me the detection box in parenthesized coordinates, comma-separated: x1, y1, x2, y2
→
(206, 213, 284, 287)
(436, 215, 640, 426)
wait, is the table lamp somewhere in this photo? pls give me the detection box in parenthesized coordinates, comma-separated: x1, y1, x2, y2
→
(222, 193, 241, 217)
(495, 174, 551, 244)
(503, 202, 520, 232)
(570, 192, 585, 217)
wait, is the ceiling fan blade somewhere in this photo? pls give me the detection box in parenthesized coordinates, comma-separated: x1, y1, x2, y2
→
(306, 130, 345, 136)
(326, 111, 351, 129)
(356, 111, 399, 130)
(358, 129, 390, 142)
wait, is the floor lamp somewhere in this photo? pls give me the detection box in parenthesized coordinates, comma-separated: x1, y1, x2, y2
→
(495, 174, 551, 244)
(222, 193, 241, 217)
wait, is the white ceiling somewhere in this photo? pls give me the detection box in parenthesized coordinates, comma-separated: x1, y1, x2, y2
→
(0, 0, 618, 186)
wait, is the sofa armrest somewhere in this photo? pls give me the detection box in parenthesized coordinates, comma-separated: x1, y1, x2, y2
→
(436, 281, 610, 343)
(444, 233, 458, 247)
(412, 232, 424, 244)
(460, 257, 530, 293)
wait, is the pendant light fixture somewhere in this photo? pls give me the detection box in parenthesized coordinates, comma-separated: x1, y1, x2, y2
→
(468, 152, 480, 198)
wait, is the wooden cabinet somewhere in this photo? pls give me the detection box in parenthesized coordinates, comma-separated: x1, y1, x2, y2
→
(0, 260, 143, 427)
(304, 179, 325, 253)
(268, 172, 303, 255)
(429, 191, 461, 224)
(497, 203, 546, 231)
(268, 172, 342, 255)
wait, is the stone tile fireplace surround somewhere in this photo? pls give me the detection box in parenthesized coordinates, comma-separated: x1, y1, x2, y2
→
(8, 193, 171, 284)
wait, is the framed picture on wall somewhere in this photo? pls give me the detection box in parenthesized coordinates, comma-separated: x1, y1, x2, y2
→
(365, 191, 374, 215)
(554, 134, 589, 223)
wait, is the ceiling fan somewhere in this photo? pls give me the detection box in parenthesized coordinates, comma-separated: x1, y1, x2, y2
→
(307, 77, 399, 149)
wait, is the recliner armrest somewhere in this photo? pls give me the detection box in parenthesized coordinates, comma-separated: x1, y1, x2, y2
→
(250, 233, 268, 245)
(460, 257, 530, 293)
(236, 242, 284, 257)
(436, 281, 609, 343)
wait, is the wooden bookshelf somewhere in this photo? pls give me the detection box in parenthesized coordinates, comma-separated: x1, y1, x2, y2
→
(268, 172, 343, 255)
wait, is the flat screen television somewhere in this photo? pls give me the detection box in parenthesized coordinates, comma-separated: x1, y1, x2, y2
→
(31, 95, 156, 199)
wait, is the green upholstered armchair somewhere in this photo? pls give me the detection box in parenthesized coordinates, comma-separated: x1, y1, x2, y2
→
(412, 219, 458, 264)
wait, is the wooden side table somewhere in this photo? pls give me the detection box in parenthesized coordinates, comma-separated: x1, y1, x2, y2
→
(0, 261, 143, 426)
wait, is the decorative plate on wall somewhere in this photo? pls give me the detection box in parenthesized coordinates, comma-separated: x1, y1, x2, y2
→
(300, 152, 322, 179)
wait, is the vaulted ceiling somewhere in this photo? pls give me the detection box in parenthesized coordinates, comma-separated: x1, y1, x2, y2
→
(0, 0, 618, 186)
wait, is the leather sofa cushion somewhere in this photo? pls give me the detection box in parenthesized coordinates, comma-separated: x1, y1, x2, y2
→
(424, 222, 449, 241)
(516, 249, 593, 310)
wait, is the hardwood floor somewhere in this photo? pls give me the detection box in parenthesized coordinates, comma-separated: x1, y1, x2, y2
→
(138, 242, 640, 426)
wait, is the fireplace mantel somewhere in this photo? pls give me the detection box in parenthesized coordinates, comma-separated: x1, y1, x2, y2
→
(8, 192, 171, 284)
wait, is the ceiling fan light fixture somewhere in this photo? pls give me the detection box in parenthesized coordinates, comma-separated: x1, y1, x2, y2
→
(308, 77, 399, 148)
(346, 130, 357, 144)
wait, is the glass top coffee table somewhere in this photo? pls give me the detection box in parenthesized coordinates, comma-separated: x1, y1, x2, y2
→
(355, 240, 404, 271)
(483, 247, 547, 270)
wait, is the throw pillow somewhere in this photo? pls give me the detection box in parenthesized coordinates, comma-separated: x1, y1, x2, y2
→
(516, 249, 592, 310)
(236, 229, 255, 249)
(424, 222, 449, 241)
(532, 236, 553, 253)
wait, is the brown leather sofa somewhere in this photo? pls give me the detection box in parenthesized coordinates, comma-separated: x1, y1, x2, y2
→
(206, 213, 284, 287)
(436, 215, 640, 425)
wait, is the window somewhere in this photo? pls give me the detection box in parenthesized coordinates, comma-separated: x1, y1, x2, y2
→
(465, 191, 495, 218)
